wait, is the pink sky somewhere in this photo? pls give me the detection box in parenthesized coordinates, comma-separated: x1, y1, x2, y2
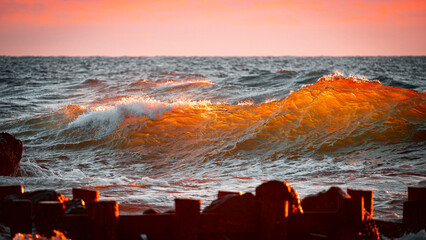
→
(1, 0, 425, 56)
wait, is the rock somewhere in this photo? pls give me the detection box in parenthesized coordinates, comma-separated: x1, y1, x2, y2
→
(0, 132, 23, 177)
(1, 189, 68, 204)
(65, 199, 86, 215)
(0, 190, 69, 224)
(301, 186, 350, 212)
(203, 192, 259, 216)
(202, 193, 259, 240)
(255, 180, 303, 215)
(143, 208, 159, 214)
(375, 220, 405, 239)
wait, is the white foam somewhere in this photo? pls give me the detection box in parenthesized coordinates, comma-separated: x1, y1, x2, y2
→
(68, 96, 214, 134)
(68, 96, 179, 133)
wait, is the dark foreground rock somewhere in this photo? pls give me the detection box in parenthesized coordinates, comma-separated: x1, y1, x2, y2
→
(1, 182, 422, 240)
(204, 192, 259, 215)
(301, 186, 350, 212)
(256, 180, 303, 215)
(0, 132, 23, 177)
(0, 190, 69, 225)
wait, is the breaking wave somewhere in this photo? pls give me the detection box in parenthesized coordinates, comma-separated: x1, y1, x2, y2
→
(61, 72, 425, 160)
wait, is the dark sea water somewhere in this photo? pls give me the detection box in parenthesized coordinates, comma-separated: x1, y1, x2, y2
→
(0, 56, 425, 220)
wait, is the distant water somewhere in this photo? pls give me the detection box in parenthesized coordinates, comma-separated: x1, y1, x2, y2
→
(0, 56, 425, 220)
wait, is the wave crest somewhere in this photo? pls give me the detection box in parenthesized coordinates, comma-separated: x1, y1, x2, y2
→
(59, 73, 425, 160)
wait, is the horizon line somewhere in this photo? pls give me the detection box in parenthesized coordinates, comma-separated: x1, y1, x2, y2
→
(1, 54, 426, 58)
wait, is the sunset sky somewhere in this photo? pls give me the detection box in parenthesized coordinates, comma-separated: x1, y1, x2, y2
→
(1, 0, 425, 56)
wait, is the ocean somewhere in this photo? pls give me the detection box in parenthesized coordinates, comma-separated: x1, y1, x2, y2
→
(0, 56, 425, 220)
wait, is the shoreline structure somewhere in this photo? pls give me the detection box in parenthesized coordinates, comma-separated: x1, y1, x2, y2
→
(0, 181, 425, 240)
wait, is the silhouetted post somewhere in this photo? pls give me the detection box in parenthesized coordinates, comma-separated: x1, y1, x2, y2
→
(217, 191, 241, 198)
(407, 186, 426, 201)
(403, 186, 426, 232)
(174, 199, 201, 240)
(10, 199, 32, 238)
(260, 200, 288, 240)
(352, 196, 365, 222)
(334, 197, 364, 239)
(72, 188, 99, 204)
(0, 185, 23, 198)
(348, 188, 373, 218)
(87, 201, 119, 240)
(36, 201, 65, 238)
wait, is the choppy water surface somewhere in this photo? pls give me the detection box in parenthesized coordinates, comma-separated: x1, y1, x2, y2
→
(0, 56, 425, 219)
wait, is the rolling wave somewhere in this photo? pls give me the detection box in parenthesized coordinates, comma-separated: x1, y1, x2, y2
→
(59, 72, 425, 160)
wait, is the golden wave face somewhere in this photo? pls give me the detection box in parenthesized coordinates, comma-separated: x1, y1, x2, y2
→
(235, 73, 425, 157)
(61, 73, 426, 160)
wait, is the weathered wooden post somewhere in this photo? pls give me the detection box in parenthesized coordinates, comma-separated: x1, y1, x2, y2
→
(352, 196, 365, 223)
(174, 198, 201, 240)
(72, 188, 99, 204)
(331, 195, 365, 240)
(0, 185, 23, 198)
(260, 200, 288, 240)
(87, 201, 119, 240)
(35, 201, 65, 238)
(348, 188, 373, 218)
(407, 186, 426, 201)
(10, 199, 32, 238)
(0, 185, 25, 227)
(403, 186, 426, 232)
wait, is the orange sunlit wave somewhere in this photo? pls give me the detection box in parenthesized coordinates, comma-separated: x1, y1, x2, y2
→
(60, 73, 425, 157)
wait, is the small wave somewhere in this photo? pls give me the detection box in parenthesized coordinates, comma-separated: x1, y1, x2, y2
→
(76, 79, 105, 88)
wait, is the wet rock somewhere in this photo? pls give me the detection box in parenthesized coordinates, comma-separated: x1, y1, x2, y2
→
(1, 189, 68, 204)
(143, 208, 160, 214)
(0, 132, 23, 177)
(203, 192, 259, 216)
(301, 186, 350, 212)
(375, 220, 405, 239)
(202, 193, 259, 240)
(164, 209, 175, 214)
(65, 199, 86, 215)
(255, 180, 303, 215)
(0, 190, 68, 224)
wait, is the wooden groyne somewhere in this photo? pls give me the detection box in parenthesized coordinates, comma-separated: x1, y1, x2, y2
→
(0, 183, 425, 240)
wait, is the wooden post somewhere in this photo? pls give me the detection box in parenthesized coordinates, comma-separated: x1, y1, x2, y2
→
(0, 185, 23, 198)
(63, 214, 89, 240)
(10, 199, 32, 238)
(87, 201, 119, 240)
(403, 200, 426, 232)
(408, 186, 426, 201)
(35, 201, 65, 238)
(334, 197, 364, 239)
(174, 198, 201, 240)
(351, 196, 365, 222)
(260, 200, 288, 240)
(72, 188, 99, 204)
(348, 188, 373, 218)
(404, 186, 426, 232)
(217, 191, 241, 198)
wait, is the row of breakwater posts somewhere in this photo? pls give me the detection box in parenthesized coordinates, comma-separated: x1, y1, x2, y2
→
(0, 181, 425, 240)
